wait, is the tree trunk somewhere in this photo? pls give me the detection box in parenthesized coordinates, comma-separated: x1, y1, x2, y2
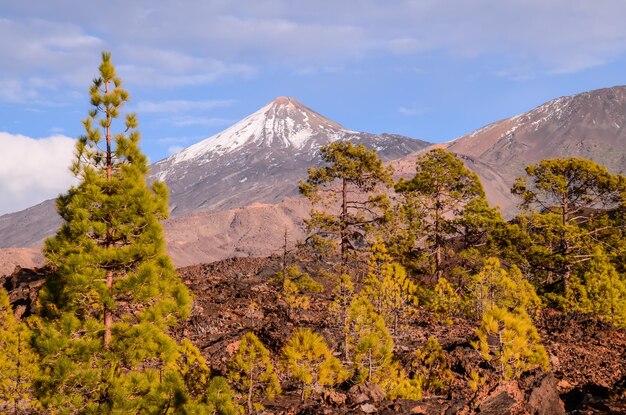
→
(341, 177, 348, 266)
(368, 349, 373, 383)
(434, 194, 442, 281)
(248, 381, 254, 414)
(14, 330, 20, 415)
(103, 79, 113, 351)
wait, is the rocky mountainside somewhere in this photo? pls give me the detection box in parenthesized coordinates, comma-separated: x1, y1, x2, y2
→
(3, 87, 626, 272)
(0, 97, 428, 250)
(445, 86, 626, 212)
(3, 259, 625, 413)
(151, 96, 428, 215)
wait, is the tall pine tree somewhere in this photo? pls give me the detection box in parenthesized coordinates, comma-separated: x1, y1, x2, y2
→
(396, 149, 485, 279)
(35, 52, 193, 413)
(299, 142, 393, 265)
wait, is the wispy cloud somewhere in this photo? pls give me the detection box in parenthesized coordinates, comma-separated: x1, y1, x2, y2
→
(136, 99, 235, 113)
(169, 116, 233, 127)
(398, 106, 428, 116)
(3, 0, 626, 105)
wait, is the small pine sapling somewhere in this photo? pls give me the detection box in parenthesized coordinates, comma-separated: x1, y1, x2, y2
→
(413, 337, 453, 395)
(229, 332, 281, 414)
(472, 306, 549, 380)
(282, 328, 347, 400)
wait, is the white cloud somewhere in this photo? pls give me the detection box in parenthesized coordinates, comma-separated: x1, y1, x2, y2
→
(3, 0, 626, 103)
(0, 132, 76, 215)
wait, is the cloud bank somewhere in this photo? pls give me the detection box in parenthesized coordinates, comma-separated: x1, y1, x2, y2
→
(2, 0, 626, 104)
(0, 132, 76, 215)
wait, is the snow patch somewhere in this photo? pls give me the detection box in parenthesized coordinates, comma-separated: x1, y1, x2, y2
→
(163, 97, 351, 166)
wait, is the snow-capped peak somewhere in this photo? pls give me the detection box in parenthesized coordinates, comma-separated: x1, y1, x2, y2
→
(169, 97, 347, 164)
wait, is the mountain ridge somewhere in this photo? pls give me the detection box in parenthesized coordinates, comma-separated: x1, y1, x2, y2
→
(0, 97, 429, 249)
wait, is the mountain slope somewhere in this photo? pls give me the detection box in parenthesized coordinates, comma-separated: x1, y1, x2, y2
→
(0, 97, 429, 249)
(445, 86, 626, 213)
(151, 96, 428, 215)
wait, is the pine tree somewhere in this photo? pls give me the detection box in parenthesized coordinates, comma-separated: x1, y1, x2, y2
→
(204, 377, 244, 415)
(345, 296, 394, 384)
(281, 328, 347, 400)
(431, 277, 462, 324)
(381, 361, 422, 400)
(229, 332, 281, 414)
(178, 339, 211, 399)
(396, 149, 485, 279)
(276, 265, 323, 313)
(0, 289, 40, 415)
(329, 272, 355, 359)
(363, 241, 418, 334)
(472, 306, 549, 381)
(512, 157, 626, 292)
(299, 142, 393, 265)
(34, 52, 193, 413)
(470, 258, 541, 320)
(413, 337, 453, 395)
(567, 247, 626, 327)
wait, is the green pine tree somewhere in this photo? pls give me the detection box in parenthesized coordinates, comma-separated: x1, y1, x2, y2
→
(229, 332, 281, 414)
(396, 149, 485, 279)
(567, 247, 626, 327)
(363, 240, 418, 334)
(472, 306, 549, 381)
(512, 157, 626, 292)
(345, 296, 394, 384)
(281, 328, 347, 400)
(299, 142, 393, 265)
(0, 289, 40, 415)
(34, 52, 194, 413)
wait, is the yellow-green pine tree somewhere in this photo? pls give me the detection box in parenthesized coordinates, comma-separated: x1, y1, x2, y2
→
(471, 258, 541, 319)
(0, 289, 40, 415)
(431, 277, 462, 324)
(34, 52, 195, 413)
(363, 241, 418, 334)
(346, 296, 394, 384)
(229, 332, 281, 414)
(568, 247, 626, 327)
(282, 328, 347, 400)
(472, 306, 549, 380)
(413, 337, 453, 394)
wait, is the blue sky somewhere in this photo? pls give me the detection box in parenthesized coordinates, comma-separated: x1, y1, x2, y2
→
(1, 0, 626, 214)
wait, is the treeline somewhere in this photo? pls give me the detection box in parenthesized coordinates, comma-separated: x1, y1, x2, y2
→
(298, 141, 626, 329)
(1, 52, 626, 414)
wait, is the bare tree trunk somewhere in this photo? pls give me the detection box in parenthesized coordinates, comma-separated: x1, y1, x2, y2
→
(281, 229, 288, 291)
(248, 381, 254, 414)
(341, 178, 348, 266)
(103, 79, 113, 351)
(434, 195, 442, 282)
(14, 330, 20, 415)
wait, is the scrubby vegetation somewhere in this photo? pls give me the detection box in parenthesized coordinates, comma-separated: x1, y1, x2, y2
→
(1, 52, 625, 413)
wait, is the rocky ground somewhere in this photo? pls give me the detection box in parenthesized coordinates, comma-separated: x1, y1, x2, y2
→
(3, 257, 626, 414)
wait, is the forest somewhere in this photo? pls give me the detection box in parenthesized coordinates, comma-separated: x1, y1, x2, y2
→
(1, 54, 625, 415)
